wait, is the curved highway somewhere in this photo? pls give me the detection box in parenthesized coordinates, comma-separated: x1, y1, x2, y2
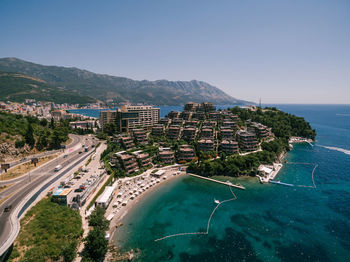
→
(0, 134, 81, 186)
(0, 134, 97, 257)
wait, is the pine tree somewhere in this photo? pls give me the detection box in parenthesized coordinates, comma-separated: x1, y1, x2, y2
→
(25, 123, 35, 148)
(49, 117, 55, 128)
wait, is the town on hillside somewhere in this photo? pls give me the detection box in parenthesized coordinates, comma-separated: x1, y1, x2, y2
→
(99, 102, 273, 176)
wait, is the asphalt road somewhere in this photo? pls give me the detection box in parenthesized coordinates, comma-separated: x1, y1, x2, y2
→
(0, 134, 97, 252)
(0, 134, 81, 186)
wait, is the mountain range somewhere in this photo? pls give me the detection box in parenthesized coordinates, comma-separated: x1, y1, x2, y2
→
(0, 57, 251, 105)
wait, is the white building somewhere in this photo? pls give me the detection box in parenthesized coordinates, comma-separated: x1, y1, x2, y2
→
(96, 186, 115, 209)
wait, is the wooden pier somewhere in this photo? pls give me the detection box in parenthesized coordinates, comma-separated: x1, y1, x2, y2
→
(188, 173, 246, 190)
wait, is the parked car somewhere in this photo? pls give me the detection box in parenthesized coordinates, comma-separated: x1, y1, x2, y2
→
(74, 188, 83, 192)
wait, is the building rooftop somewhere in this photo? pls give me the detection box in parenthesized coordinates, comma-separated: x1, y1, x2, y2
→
(198, 139, 214, 144)
(136, 153, 150, 159)
(159, 150, 174, 155)
(179, 147, 194, 152)
(53, 188, 72, 196)
(97, 186, 115, 204)
(221, 140, 238, 145)
(237, 131, 256, 137)
(118, 154, 133, 160)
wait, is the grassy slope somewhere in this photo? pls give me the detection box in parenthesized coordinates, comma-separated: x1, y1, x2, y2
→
(9, 198, 83, 262)
(0, 72, 95, 104)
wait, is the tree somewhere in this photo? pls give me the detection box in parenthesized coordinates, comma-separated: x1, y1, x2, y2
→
(49, 117, 55, 128)
(103, 123, 117, 136)
(15, 139, 25, 148)
(84, 227, 108, 261)
(39, 118, 48, 127)
(61, 240, 77, 262)
(49, 130, 61, 149)
(36, 131, 48, 150)
(220, 152, 227, 161)
(25, 123, 35, 148)
(89, 206, 109, 231)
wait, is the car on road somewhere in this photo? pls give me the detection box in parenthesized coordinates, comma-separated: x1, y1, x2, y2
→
(4, 205, 12, 212)
(74, 188, 83, 192)
(78, 151, 82, 154)
(63, 154, 68, 158)
(54, 165, 62, 172)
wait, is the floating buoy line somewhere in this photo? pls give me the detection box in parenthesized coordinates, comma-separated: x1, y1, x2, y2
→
(274, 162, 318, 189)
(154, 186, 237, 242)
(155, 161, 318, 242)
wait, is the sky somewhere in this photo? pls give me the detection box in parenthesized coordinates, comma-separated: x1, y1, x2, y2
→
(0, 0, 349, 104)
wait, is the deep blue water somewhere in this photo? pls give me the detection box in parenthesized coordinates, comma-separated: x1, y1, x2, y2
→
(68, 105, 237, 118)
(110, 104, 350, 262)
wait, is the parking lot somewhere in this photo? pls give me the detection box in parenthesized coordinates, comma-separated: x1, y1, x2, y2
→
(55, 146, 106, 208)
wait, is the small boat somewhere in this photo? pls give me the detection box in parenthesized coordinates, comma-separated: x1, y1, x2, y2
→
(214, 199, 220, 204)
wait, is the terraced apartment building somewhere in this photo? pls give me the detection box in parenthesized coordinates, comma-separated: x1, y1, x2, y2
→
(100, 104, 160, 132)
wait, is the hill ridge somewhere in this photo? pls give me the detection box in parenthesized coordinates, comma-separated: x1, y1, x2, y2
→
(0, 57, 252, 105)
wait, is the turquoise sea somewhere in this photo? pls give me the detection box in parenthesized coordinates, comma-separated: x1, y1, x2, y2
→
(109, 104, 350, 262)
(74, 105, 350, 261)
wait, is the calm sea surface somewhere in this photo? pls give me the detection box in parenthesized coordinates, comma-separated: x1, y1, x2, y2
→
(76, 105, 350, 261)
(68, 105, 236, 118)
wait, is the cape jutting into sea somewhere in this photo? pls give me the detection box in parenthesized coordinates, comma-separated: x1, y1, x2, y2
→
(73, 104, 350, 262)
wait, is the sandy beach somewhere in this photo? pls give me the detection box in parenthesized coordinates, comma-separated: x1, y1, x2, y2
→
(106, 165, 186, 241)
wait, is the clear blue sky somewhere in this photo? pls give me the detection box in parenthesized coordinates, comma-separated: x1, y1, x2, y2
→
(1, 0, 349, 104)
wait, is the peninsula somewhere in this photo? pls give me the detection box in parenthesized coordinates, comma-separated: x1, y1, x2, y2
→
(1, 101, 316, 261)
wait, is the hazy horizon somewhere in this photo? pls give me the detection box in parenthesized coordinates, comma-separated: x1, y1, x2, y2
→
(1, 0, 349, 104)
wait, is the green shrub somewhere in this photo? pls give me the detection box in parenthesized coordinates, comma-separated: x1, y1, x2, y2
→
(15, 139, 25, 148)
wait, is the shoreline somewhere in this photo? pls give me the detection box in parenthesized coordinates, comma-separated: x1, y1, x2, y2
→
(104, 145, 292, 258)
(105, 166, 185, 245)
(257, 150, 286, 183)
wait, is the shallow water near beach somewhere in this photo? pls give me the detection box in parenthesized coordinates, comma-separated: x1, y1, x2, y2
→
(113, 105, 350, 262)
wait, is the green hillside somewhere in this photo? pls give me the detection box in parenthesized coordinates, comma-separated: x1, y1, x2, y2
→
(0, 111, 70, 150)
(0, 57, 252, 105)
(0, 71, 95, 104)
